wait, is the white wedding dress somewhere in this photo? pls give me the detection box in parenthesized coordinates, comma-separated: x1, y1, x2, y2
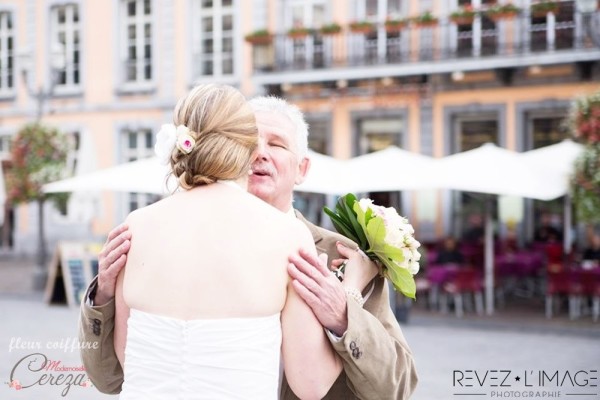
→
(119, 309, 282, 399)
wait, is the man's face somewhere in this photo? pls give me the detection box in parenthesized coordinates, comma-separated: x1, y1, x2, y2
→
(249, 110, 310, 212)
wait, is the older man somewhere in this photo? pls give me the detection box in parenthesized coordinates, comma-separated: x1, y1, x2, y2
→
(79, 96, 418, 399)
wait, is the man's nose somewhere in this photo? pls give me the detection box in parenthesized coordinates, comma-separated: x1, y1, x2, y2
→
(255, 137, 268, 160)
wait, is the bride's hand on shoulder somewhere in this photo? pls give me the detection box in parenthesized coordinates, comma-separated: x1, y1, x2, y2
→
(335, 242, 379, 292)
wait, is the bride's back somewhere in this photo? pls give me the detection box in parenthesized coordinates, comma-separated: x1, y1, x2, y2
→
(123, 182, 299, 320)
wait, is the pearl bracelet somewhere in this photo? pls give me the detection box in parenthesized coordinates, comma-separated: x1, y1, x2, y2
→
(345, 287, 365, 308)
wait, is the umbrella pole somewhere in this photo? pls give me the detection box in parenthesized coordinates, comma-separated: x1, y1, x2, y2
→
(485, 196, 495, 316)
(563, 194, 572, 256)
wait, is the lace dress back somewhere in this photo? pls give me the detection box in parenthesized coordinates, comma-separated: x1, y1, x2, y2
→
(120, 309, 282, 399)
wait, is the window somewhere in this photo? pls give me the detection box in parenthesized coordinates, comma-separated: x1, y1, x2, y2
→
(284, 1, 326, 69)
(0, 133, 11, 160)
(358, 118, 403, 153)
(454, 117, 498, 152)
(530, 0, 574, 52)
(121, 128, 160, 211)
(122, 0, 153, 85)
(193, 0, 235, 78)
(55, 130, 81, 216)
(51, 4, 81, 91)
(531, 116, 570, 149)
(0, 11, 14, 96)
(357, 117, 404, 210)
(527, 114, 570, 243)
(305, 118, 330, 155)
(453, 115, 499, 242)
(453, 0, 497, 58)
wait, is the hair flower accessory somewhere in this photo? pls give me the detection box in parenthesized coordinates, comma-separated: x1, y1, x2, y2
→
(175, 125, 196, 154)
(154, 124, 178, 165)
(154, 124, 196, 165)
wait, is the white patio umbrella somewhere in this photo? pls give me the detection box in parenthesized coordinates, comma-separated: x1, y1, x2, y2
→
(437, 143, 558, 201)
(520, 139, 584, 254)
(43, 157, 174, 195)
(346, 146, 438, 193)
(520, 139, 583, 197)
(436, 143, 559, 316)
(45, 151, 348, 196)
(295, 150, 352, 195)
(0, 161, 6, 225)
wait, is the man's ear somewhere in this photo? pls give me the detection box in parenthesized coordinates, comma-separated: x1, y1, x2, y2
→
(295, 156, 311, 185)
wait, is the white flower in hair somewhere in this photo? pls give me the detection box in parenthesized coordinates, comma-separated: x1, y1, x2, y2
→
(154, 124, 196, 165)
(154, 124, 178, 165)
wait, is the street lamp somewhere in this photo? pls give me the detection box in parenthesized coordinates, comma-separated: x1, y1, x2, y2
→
(19, 42, 66, 122)
(18, 43, 66, 289)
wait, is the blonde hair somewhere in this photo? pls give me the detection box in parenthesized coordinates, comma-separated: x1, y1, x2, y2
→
(170, 84, 258, 189)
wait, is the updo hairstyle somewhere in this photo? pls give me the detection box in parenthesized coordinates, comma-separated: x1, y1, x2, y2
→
(170, 84, 258, 189)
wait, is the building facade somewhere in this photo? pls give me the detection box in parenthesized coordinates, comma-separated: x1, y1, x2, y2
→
(0, 0, 599, 255)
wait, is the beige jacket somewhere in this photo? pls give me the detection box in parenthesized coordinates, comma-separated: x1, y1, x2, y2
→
(79, 211, 418, 399)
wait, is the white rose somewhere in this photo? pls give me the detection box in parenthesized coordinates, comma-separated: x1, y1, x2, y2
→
(154, 124, 177, 165)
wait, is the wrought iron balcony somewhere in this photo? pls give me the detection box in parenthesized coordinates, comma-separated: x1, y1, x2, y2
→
(250, 10, 600, 85)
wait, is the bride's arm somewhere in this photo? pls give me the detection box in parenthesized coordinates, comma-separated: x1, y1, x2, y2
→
(113, 270, 129, 368)
(281, 227, 343, 400)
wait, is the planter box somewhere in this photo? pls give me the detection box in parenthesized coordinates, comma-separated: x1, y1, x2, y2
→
(450, 16, 475, 26)
(245, 36, 273, 45)
(414, 20, 439, 28)
(486, 12, 518, 22)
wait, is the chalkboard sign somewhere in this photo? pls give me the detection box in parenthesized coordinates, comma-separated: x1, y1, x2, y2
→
(45, 242, 103, 307)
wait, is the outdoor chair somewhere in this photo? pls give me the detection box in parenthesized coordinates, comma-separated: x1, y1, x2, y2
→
(545, 270, 572, 319)
(440, 268, 484, 318)
(567, 269, 600, 321)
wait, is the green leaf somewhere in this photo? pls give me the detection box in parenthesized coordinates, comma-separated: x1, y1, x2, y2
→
(341, 197, 367, 249)
(365, 215, 387, 252)
(324, 206, 360, 244)
(385, 264, 416, 299)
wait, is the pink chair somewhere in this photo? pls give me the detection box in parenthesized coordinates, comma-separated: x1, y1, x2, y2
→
(545, 271, 571, 318)
(440, 268, 484, 318)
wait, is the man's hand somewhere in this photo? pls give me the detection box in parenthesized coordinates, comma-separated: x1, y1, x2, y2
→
(94, 224, 132, 306)
(288, 250, 348, 336)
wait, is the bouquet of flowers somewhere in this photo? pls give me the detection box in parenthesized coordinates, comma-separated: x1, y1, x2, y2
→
(324, 193, 420, 299)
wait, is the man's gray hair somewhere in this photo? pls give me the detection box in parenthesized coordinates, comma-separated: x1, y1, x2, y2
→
(249, 96, 309, 159)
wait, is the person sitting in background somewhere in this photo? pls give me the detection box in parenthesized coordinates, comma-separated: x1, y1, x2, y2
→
(582, 233, 600, 266)
(435, 237, 464, 265)
(534, 213, 563, 243)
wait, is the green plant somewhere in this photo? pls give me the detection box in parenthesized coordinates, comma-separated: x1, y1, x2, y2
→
(287, 26, 313, 38)
(530, 1, 559, 15)
(319, 22, 342, 35)
(412, 11, 439, 26)
(244, 29, 272, 45)
(349, 20, 375, 33)
(7, 123, 70, 203)
(6, 123, 71, 267)
(572, 145, 600, 223)
(384, 18, 408, 31)
(485, 3, 521, 19)
(450, 5, 477, 24)
(570, 91, 600, 224)
(569, 91, 600, 145)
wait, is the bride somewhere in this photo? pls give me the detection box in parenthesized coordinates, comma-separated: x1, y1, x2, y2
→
(113, 84, 342, 399)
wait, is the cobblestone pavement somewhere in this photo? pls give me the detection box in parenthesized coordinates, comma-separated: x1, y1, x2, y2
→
(1, 259, 599, 399)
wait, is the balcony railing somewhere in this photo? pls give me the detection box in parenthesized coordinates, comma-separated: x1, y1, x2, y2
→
(251, 12, 599, 75)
